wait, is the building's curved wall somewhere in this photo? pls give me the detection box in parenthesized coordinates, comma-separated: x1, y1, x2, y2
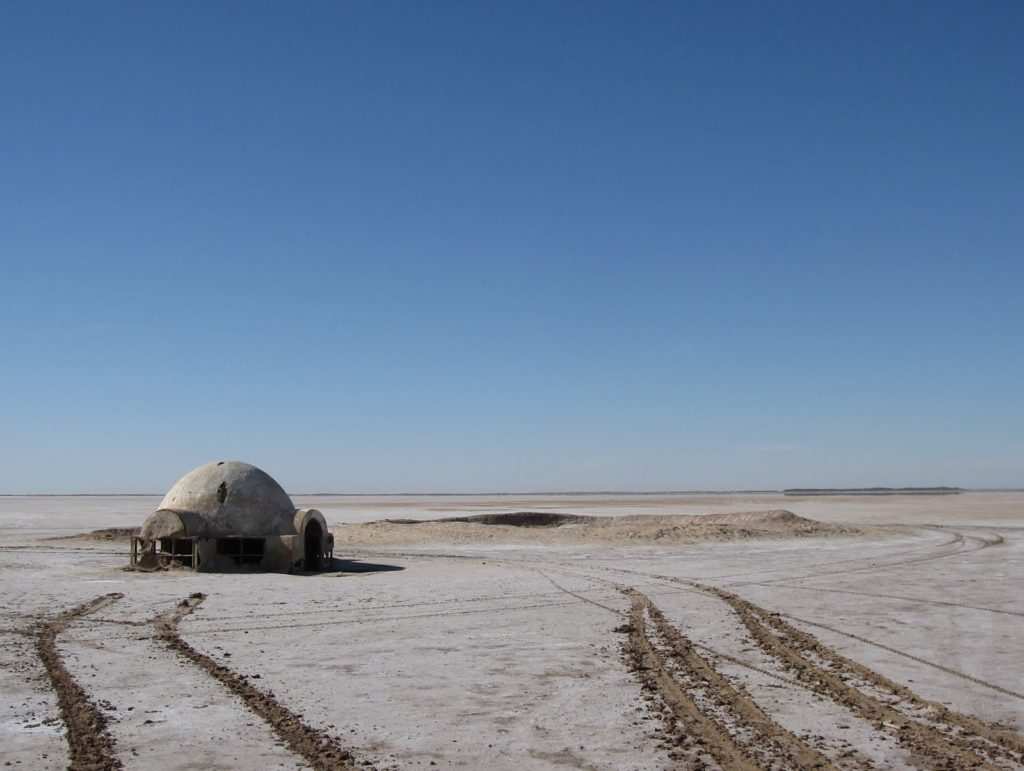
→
(156, 460, 296, 537)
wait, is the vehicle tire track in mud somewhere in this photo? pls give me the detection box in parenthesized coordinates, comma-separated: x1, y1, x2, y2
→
(778, 613, 1024, 703)
(693, 527, 964, 583)
(36, 592, 125, 771)
(576, 561, 1024, 701)
(61, 597, 585, 645)
(624, 591, 758, 770)
(163, 598, 580, 637)
(155, 593, 371, 771)
(921, 526, 1004, 546)
(726, 528, 1002, 588)
(526, 526, 964, 587)
(536, 564, 814, 692)
(708, 585, 1024, 769)
(760, 582, 1024, 620)
(533, 569, 624, 614)
(623, 589, 840, 771)
(160, 585, 588, 623)
(528, 565, 856, 765)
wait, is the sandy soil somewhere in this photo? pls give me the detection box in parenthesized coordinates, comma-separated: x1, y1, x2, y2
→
(1, 492, 1021, 770)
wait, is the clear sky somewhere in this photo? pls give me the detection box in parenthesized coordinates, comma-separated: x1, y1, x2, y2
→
(2, 2, 1021, 493)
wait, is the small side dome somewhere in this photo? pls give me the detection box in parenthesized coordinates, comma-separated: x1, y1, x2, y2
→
(145, 461, 297, 538)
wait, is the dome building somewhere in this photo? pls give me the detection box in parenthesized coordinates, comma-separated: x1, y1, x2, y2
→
(130, 461, 330, 572)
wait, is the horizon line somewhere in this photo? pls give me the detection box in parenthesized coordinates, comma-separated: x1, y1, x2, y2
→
(0, 488, 782, 497)
(3, 485, 1015, 498)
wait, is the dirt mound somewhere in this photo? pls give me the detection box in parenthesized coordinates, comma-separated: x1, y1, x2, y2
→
(50, 527, 140, 542)
(336, 509, 851, 547)
(422, 512, 591, 527)
(696, 509, 798, 525)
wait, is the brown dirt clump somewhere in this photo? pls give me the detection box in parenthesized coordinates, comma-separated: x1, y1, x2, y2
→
(35, 593, 126, 771)
(154, 594, 371, 771)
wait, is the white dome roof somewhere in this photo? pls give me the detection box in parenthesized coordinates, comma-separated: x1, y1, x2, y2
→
(144, 461, 296, 538)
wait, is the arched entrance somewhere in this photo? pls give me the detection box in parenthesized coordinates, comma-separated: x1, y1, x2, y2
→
(304, 519, 323, 571)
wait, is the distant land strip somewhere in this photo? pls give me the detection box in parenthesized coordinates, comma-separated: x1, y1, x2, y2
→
(783, 487, 963, 496)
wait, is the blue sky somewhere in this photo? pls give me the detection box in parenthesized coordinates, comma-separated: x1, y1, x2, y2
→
(2, 2, 1021, 493)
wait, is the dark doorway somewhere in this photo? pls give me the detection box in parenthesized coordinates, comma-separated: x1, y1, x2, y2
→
(304, 519, 323, 571)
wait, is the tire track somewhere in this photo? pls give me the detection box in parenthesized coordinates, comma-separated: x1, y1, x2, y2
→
(155, 593, 372, 771)
(535, 564, 814, 692)
(576, 561, 1023, 702)
(778, 614, 1024, 702)
(726, 529, 1000, 588)
(680, 527, 963, 583)
(533, 569, 624, 614)
(146, 585, 589, 623)
(366, 544, 1019, 764)
(757, 582, 1024, 619)
(62, 597, 583, 643)
(36, 592, 125, 771)
(624, 590, 759, 770)
(624, 589, 841, 770)
(643, 591, 843, 769)
(708, 585, 1024, 769)
(344, 527, 990, 598)
(544, 561, 888, 765)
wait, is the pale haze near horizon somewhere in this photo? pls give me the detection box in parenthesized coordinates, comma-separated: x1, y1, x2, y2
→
(2, 3, 1021, 494)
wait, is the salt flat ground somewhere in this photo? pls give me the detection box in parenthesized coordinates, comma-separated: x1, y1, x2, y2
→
(1, 493, 1021, 770)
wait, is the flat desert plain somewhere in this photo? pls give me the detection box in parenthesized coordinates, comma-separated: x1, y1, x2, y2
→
(1, 492, 1022, 770)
